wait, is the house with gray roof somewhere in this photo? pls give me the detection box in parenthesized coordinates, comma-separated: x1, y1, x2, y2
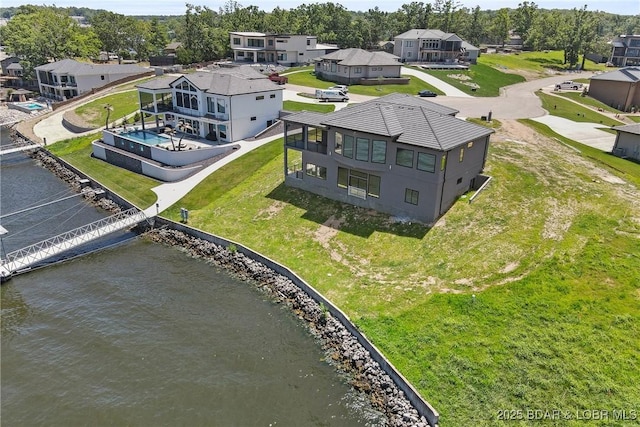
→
(589, 67, 640, 112)
(314, 48, 404, 85)
(282, 93, 493, 223)
(609, 34, 640, 68)
(136, 65, 283, 142)
(35, 59, 149, 101)
(612, 123, 640, 161)
(393, 29, 468, 64)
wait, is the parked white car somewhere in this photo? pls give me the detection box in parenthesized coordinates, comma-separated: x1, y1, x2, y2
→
(555, 81, 584, 90)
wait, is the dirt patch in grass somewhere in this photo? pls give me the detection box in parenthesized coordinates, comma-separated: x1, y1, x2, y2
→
(255, 201, 286, 220)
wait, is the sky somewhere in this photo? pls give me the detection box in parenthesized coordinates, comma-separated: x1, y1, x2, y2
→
(1, 0, 638, 16)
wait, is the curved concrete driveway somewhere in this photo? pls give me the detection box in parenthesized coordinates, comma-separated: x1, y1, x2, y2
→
(432, 71, 595, 119)
(401, 66, 471, 97)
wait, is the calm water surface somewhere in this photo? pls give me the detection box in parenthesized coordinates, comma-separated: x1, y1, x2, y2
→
(0, 130, 383, 426)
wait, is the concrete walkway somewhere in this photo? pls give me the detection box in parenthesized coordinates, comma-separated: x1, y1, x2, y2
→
(531, 115, 616, 151)
(401, 66, 471, 97)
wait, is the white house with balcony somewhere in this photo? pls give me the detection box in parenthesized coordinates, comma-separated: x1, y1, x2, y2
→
(35, 59, 149, 101)
(136, 66, 283, 143)
(230, 32, 338, 66)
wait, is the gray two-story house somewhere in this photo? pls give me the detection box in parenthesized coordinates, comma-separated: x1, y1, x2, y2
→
(282, 93, 494, 223)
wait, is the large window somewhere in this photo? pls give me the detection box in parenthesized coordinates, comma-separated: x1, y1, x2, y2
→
(368, 175, 381, 198)
(306, 163, 327, 180)
(405, 188, 419, 205)
(217, 99, 225, 114)
(396, 148, 414, 168)
(233, 37, 240, 45)
(337, 168, 381, 199)
(371, 140, 386, 163)
(247, 38, 264, 47)
(338, 167, 348, 188)
(335, 132, 343, 154)
(176, 92, 198, 111)
(308, 126, 322, 143)
(355, 137, 369, 161)
(417, 152, 436, 172)
(218, 124, 227, 139)
(343, 135, 354, 158)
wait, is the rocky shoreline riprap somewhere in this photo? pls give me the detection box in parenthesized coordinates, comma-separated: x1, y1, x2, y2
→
(145, 227, 429, 427)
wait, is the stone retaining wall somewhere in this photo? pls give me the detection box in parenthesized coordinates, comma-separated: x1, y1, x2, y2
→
(149, 219, 439, 427)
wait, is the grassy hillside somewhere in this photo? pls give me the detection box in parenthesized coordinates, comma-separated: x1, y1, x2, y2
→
(479, 50, 610, 75)
(158, 122, 639, 426)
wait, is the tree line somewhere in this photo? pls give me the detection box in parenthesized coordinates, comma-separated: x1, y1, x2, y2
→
(1, 2, 638, 80)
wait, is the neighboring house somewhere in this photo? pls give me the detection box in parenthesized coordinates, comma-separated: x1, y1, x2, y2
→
(393, 29, 468, 63)
(282, 93, 494, 223)
(377, 41, 395, 53)
(461, 41, 480, 64)
(1, 55, 20, 75)
(609, 34, 640, 67)
(229, 32, 338, 65)
(314, 48, 403, 85)
(164, 42, 183, 56)
(589, 67, 640, 112)
(35, 59, 149, 101)
(612, 123, 640, 161)
(136, 65, 283, 143)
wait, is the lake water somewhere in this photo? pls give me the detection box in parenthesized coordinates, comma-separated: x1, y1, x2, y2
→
(0, 129, 384, 426)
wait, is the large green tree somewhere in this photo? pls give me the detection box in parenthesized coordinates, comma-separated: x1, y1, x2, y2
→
(1, 6, 99, 79)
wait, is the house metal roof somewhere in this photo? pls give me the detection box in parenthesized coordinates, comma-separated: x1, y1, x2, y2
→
(590, 67, 640, 83)
(318, 49, 401, 66)
(284, 93, 491, 151)
(34, 58, 148, 76)
(613, 123, 640, 135)
(6, 62, 22, 70)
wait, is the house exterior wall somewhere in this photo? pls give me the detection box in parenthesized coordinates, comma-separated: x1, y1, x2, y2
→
(229, 90, 282, 141)
(394, 39, 420, 62)
(284, 125, 489, 223)
(314, 63, 402, 85)
(589, 79, 640, 111)
(612, 132, 640, 160)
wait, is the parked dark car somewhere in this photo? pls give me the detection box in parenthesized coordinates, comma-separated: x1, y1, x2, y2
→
(418, 90, 437, 97)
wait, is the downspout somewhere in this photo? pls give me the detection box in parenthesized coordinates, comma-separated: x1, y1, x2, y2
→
(284, 122, 288, 178)
(438, 150, 450, 216)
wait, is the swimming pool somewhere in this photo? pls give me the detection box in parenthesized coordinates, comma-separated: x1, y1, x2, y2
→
(121, 130, 171, 146)
(9, 102, 46, 113)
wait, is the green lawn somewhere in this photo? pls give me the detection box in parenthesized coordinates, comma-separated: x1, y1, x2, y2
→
(627, 115, 640, 123)
(285, 70, 443, 96)
(46, 133, 159, 208)
(415, 63, 525, 97)
(538, 92, 625, 127)
(479, 50, 609, 74)
(74, 90, 141, 128)
(553, 91, 621, 113)
(283, 100, 335, 113)
(152, 128, 639, 426)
